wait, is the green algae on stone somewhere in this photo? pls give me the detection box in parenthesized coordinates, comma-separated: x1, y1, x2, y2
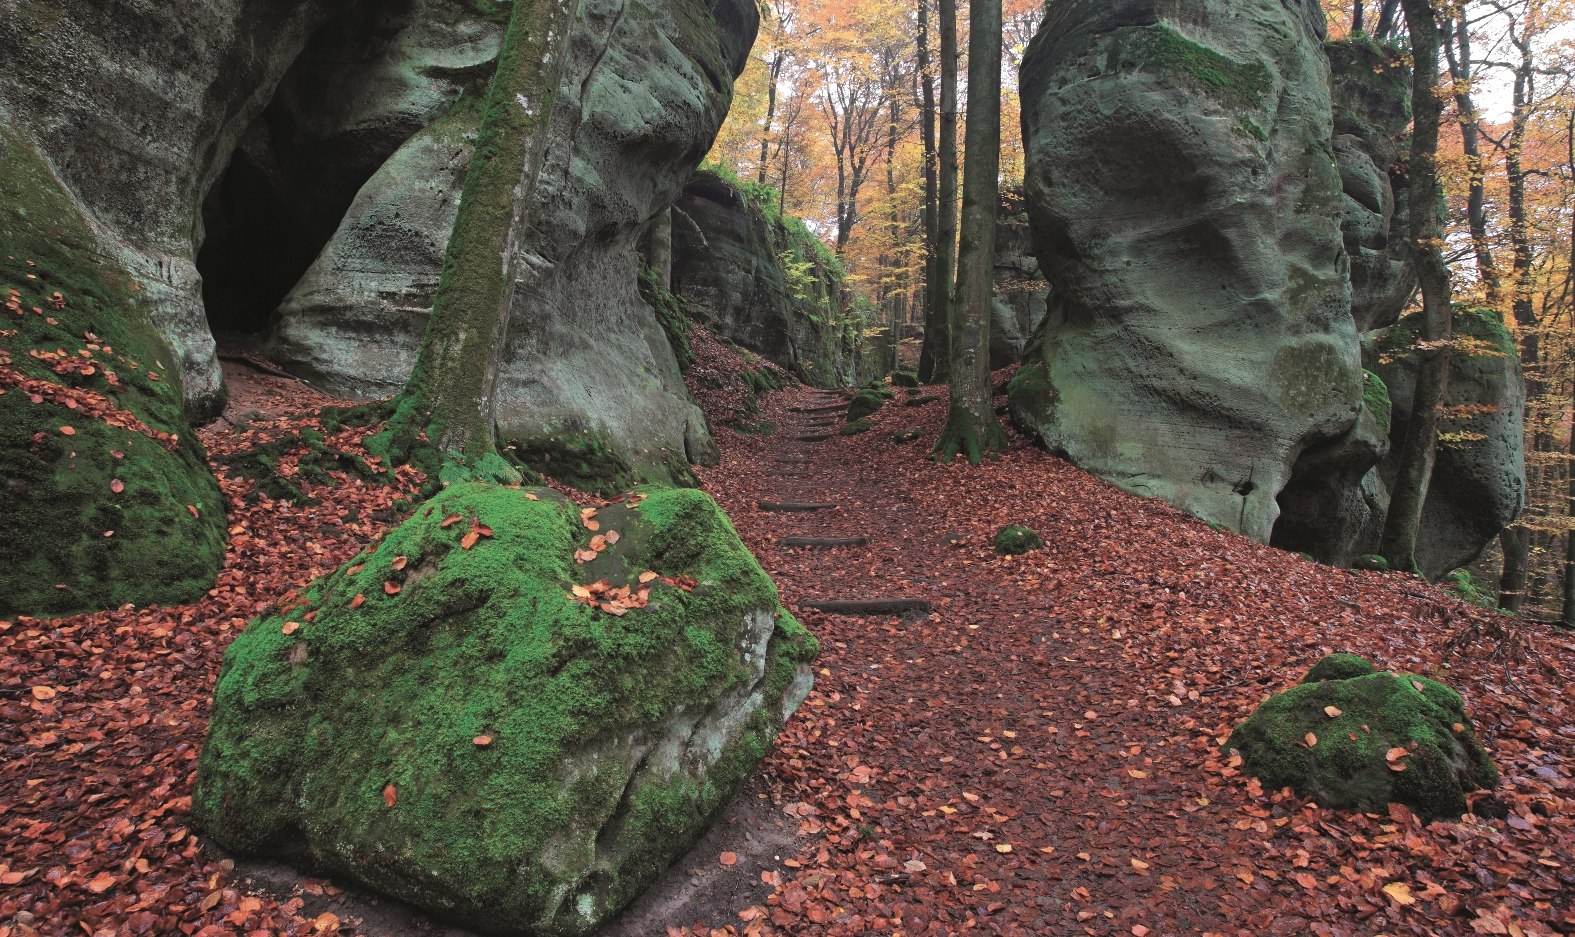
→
(1361, 371, 1392, 438)
(0, 129, 224, 616)
(992, 525, 1044, 556)
(505, 430, 635, 497)
(1228, 655, 1497, 820)
(846, 388, 888, 423)
(841, 418, 872, 436)
(193, 482, 816, 936)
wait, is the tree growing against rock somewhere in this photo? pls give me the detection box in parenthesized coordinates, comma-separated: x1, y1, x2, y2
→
(933, 0, 1005, 464)
(375, 0, 581, 483)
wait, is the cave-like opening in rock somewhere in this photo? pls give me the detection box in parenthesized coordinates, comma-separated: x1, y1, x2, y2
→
(196, 0, 423, 339)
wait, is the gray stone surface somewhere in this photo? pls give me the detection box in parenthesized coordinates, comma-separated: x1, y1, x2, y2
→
(990, 200, 1049, 369)
(1372, 310, 1526, 577)
(1329, 38, 1415, 332)
(1010, 0, 1361, 543)
(670, 170, 857, 386)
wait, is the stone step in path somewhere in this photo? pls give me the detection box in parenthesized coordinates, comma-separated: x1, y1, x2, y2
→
(780, 536, 870, 549)
(758, 501, 840, 513)
(792, 433, 835, 443)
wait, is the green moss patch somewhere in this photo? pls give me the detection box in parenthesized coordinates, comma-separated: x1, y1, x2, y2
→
(1228, 655, 1497, 820)
(846, 388, 889, 423)
(1362, 371, 1392, 438)
(992, 525, 1044, 556)
(1353, 554, 1390, 572)
(218, 428, 386, 505)
(891, 370, 920, 388)
(841, 418, 872, 436)
(0, 128, 224, 616)
(194, 483, 816, 934)
(1107, 23, 1272, 113)
(504, 430, 632, 496)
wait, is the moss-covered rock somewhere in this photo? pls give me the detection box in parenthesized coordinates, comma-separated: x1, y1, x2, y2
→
(841, 418, 872, 436)
(194, 483, 816, 935)
(891, 370, 921, 388)
(0, 129, 225, 616)
(1228, 655, 1497, 820)
(846, 388, 889, 423)
(992, 525, 1044, 556)
(504, 430, 637, 496)
(1352, 553, 1389, 572)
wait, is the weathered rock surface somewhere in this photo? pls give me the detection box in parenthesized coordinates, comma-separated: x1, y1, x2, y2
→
(1372, 309, 1526, 578)
(0, 132, 226, 616)
(990, 195, 1049, 369)
(1328, 38, 1415, 332)
(1010, 0, 1360, 542)
(194, 483, 816, 936)
(1228, 654, 1497, 821)
(669, 169, 857, 386)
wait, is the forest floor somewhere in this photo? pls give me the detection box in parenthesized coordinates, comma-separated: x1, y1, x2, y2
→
(2, 356, 1573, 937)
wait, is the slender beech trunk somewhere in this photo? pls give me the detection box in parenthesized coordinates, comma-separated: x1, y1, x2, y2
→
(1500, 43, 1541, 610)
(1444, 17, 1502, 305)
(1381, 0, 1453, 575)
(924, 0, 959, 384)
(916, 0, 943, 382)
(1353, 0, 1365, 34)
(381, 0, 580, 478)
(758, 51, 784, 187)
(885, 93, 903, 372)
(1376, 0, 1401, 38)
(934, 0, 1004, 465)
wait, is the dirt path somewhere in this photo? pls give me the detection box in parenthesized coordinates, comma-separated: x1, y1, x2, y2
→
(691, 382, 1574, 937)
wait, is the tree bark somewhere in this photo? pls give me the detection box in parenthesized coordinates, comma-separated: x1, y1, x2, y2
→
(1443, 16, 1501, 305)
(916, 0, 942, 383)
(379, 0, 580, 480)
(923, 0, 959, 384)
(1381, 0, 1453, 575)
(933, 0, 1004, 465)
(758, 51, 784, 187)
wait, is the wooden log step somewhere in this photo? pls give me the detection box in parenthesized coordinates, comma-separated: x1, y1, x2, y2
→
(780, 536, 870, 548)
(758, 501, 840, 513)
(790, 404, 846, 414)
(800, 599, 932, 615)
(793, 433, 834, 442)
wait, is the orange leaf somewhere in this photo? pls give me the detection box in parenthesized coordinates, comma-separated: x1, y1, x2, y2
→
(392, 556, 409, 571)
(1383, 881, 1416, 905)
(1294, 872, 1318, 889)
(590, 535, 608, 552)
(524, 492, 539, 501)
(109, 479, 124, 494)
(1130, 858, 1149, 870)
(719, 852, 738, 866)
(349, 593, 366, 609)
(605, 530, 621, 544)
(584, 519, 600, 532)
(639, 571, 660, 584)
(572, 585, 593, 599)
(282, 621, 301, 635)
(383, 580, 402, 595)
(1324, 706, 1343, 718)
(440, 514, 464, 528)
(85, 872, 116, 894)
(58, 425, 75, 436)
(460, 531, 481, 550)
(1132, 927, 1151, 937)
(575, 549, 598, 564)
(474, 524, 493, 538)
(31, 685, 56, 701)
(1411, 680, 1426, 693)
(383, 784, 397, 808)
(1128, 769, 1148, 778)
(1303, 732, 1318, 748)
(314, 911, 341, 932)
(473, 736, 493, 747)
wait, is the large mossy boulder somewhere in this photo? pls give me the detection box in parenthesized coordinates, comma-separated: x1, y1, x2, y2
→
(0, 131, 226, 616)
(1228, 654, 1497, 821)
(669, 168, 859, 387)
(1372, 307, 1526, 577)
(1010, 0, 1362, 544)
(193, 483, 816, 935)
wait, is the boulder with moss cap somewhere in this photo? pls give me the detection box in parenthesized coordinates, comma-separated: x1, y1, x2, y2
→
(193, 482, 817, 935)
(1227, 654, 1497, 821)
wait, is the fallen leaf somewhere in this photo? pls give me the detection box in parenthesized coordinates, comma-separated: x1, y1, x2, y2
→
(85, 871, 116, 893)
(461, 531, 481, 550)
(720, 851, 738, 866)
(384, 580, 402, 595)
(995, 844, 1013, 853)
(1304, 732, 1318, 748)
(392, 556, 409, 571)
(109, 479, 124, 494)
(282, 621, 301, 635)
(383, 784, 397, 808)
(441, 514, 464, 528)
(473, 736, 493, 747)
(349, 593, 366, 609)
(58, 425, 75, 436)
(1324, 706, 1343, 718)
(640, 571, 660, 584)
(1383, 881, 1416, 905)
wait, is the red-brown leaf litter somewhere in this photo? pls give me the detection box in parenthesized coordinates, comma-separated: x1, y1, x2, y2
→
(3, 350, 1572, 937)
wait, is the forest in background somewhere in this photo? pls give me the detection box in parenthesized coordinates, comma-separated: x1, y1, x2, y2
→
(704, 0, 1575, 623)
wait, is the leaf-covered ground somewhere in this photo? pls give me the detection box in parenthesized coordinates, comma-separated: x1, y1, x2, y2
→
(2, 359, 1571, 937)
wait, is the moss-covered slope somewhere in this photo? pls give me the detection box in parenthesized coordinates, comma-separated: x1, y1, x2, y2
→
(0, 130, 225, 616)
(193, 483, 816, 935)
(1227, 654, 1497, 820)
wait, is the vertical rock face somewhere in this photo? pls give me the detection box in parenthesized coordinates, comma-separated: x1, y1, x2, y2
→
(669, 169, 858, 386)
(487, 0, 756, 480)
(1374, 309, 1527, 578)
(1010, 0, 1360, 542)
(990, 192, 1050, 369)
(1328, 38, 1415, 332)
(0, 0, 361, 417)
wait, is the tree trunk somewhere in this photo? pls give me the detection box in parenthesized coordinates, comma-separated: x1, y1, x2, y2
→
(758, 51, 783, 187)
(933, 0, 1004, 465)
(379, 0, 580, 480)
(1381, 0, 1453, 575)
(1443, 17, 1500, 305)
(1376, 0, 1401, 38)
(925, 0, 959, 384)
(916, 0, 943, 383)
(1353, 0, 1365, 34)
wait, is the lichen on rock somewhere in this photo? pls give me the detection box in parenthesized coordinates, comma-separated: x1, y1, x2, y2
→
(1228, 654, 1497, 821)
(193, 482, 815, 935)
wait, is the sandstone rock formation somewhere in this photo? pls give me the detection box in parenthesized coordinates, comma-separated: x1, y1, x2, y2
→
(1010, 0, 1361, 542)
(194, 483, 816, 935)
(990, 194, 1049, 369)
(669, 169, 858, 386)
(1373, 309, 1527, 578)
